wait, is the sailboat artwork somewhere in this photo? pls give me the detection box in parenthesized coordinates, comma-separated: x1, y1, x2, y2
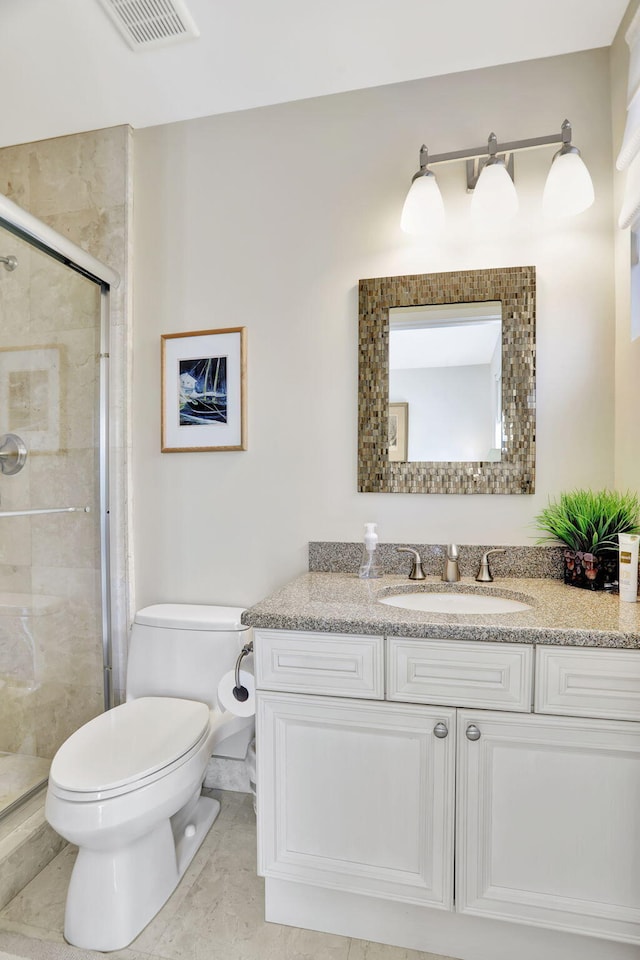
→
(179, 355, 228, 426)
(161, 326, 246, 453)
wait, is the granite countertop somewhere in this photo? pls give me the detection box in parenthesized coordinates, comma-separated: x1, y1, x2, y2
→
(241, 572, 640, 648)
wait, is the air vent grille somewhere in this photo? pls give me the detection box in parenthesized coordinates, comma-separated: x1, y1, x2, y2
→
(97, 0, 200, 50)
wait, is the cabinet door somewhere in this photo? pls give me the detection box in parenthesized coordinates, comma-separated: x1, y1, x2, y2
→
(257, 690, 455, 908)
(457, 709, 640, 943)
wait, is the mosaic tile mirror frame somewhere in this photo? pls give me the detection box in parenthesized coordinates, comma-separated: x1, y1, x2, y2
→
(358, 265, 536, 494)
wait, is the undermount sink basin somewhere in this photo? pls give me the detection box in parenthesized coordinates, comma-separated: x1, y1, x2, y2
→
(379, 591, 532, 615)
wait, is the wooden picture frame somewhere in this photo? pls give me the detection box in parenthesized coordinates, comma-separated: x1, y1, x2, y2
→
(161, 327, 247, 452)
(388, 402, 408, 462)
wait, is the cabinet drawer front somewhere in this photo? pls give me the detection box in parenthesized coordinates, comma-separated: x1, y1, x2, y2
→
(535, 646, 640, 721)
(388, 638, 533, 711)
(255, 629, 384, 698)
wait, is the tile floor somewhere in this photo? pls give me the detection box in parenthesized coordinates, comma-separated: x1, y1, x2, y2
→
(0, 791, 455, 960)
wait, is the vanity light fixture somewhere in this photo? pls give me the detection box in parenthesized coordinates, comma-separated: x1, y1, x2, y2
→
(401, 119, 594, 234)
(400, 146, 446, 235)
(542, 120, 595, 218)
(470, 133, 519, 224)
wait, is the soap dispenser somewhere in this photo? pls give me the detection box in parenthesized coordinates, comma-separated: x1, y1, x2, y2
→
(358, 523, 383, 579)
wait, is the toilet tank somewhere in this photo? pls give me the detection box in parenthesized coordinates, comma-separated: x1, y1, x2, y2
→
(126, 603, 250, 709)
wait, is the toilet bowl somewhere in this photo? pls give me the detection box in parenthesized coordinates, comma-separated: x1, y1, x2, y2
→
(45, 604, 253, 952)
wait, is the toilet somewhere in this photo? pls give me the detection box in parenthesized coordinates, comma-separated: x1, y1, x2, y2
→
(45, 603, 254, 952)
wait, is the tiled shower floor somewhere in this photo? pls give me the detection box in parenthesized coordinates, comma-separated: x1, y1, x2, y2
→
(0, 790, 453, 960)
(0, 756, 49, 819)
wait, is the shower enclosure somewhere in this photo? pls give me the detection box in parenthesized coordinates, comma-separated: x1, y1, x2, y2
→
(0, 194, 118, 821)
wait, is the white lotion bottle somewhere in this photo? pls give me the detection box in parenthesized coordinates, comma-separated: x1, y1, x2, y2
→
(358, 523, 383, 579)
(618, 533, 640, 602)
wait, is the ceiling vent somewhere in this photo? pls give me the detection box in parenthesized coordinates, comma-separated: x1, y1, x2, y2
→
(97, 0, 200, 50)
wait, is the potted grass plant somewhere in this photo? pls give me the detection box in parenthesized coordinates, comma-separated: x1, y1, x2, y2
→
(534, 489, 640, 590)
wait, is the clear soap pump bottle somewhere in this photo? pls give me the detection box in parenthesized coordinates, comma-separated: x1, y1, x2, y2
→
(358, 522, 383, 579)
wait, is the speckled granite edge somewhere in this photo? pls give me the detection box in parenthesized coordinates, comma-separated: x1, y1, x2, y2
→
(309, 542, 564, 579)
(242, 573, 640, 648)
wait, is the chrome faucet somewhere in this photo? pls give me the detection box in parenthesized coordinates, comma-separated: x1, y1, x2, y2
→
(442, 544, 460, 582)
(396, 547, 426, 580)
(475, 549, 505, 582)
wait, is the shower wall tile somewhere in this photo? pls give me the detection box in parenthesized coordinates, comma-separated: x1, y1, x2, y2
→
(0, 566, 31, 595)
(109, 322, 127, 450)
(29, 450, 98, 511)
(36, 602, 101, 689)
(27, 128, 130, 219)
(0, 145, 30, 209)
(23, 326, 103, 453)
(44, 205, 126, 278)
(0, 458, 31, 511)
(60, 331, 101, 451)
(30, 566, 100, 608)
(0, 690, 36, 755)
(0, 519, 31, 567)
(30, 512, 99, 571)
(0, 755, 49, 813)
(0, 614, 42, 696)
(0, 249, 32, 342)
(33, 681, 103, 759)
(0, 123, 133, 782)
(1, 677, 102, 762)
(29, 251, 101, 335)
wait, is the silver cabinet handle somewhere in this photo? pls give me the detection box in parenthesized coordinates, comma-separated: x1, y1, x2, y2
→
(433, 722, 449, 739)
(465, 724, 481, 741)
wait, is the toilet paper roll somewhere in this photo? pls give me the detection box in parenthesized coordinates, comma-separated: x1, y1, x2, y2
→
(217, 669, 256, 717)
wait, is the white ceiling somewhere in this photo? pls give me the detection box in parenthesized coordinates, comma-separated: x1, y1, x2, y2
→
(390, 321, 502, 370)
(0, 0, 630, 149)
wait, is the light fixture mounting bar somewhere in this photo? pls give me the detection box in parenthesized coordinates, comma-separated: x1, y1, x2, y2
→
(427, 131, 566, 168)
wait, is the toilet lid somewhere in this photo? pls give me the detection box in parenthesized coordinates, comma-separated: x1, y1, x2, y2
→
(134, 603, 248, 631)
(50, 697, 210, 793)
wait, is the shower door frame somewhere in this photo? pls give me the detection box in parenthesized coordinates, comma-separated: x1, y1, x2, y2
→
(0, 192, 120, 712)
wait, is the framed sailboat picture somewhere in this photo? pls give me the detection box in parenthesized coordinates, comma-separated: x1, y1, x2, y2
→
(161, 327, 247, 452)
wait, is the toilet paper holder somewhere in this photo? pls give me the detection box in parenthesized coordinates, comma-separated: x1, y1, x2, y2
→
(233, 641, 254, 702)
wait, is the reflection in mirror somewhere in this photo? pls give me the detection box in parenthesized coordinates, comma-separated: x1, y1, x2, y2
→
(389, 301, 502, 463)
(358, 266, 536, 495)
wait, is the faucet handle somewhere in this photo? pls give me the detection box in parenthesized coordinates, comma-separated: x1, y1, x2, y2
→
(396, 547, 426, 581)
(475, 549, 506, 583)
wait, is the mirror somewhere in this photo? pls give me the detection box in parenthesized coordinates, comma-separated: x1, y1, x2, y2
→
(358, 266, 535, 495)
(389, 301, 502, 463)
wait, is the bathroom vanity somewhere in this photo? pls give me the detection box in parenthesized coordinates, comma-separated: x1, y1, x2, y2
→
(243, 573, 640, 960)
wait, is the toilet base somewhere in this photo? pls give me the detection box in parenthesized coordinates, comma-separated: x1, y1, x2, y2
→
(64, 794, 221, 952)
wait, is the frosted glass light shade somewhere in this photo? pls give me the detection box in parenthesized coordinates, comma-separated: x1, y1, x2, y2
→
(542, 150, 595, 218)
(470, 161, 519, 223)
(400, 172, 445, 235)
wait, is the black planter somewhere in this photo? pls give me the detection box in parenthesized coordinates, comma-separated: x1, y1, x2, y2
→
(563, 549, 618, 590)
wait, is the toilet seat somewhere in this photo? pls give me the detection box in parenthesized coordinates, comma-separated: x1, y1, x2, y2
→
(49, 697, 212, 803)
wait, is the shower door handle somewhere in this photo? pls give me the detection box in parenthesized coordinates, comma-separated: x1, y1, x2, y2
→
(0, 433, 27, 475)
(0, 506, 91, 518)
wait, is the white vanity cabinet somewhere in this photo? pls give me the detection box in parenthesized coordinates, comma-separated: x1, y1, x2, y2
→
(456, 708, 640, 942)
(254, 628, 640, 957)
(257, 691, 456, 908)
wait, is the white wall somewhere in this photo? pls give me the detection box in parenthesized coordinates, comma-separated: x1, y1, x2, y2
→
(133, 48, 615, 609)
(391, 364, 494, 461)
(612, 0, 640, 494)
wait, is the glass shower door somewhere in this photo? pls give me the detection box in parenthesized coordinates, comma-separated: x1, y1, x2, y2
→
(0, 225, 106, 818)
